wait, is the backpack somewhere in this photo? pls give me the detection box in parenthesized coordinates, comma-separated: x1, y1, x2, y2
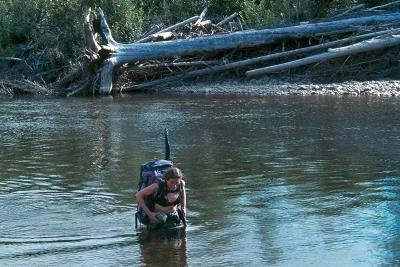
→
(135, 159, 174, 227)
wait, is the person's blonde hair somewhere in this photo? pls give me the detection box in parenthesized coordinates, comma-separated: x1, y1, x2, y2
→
(163, 167, 182, 181)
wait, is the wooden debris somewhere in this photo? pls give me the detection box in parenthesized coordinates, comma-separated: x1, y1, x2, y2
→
(136, 16, 201, 43)
(246, 34, 400, 77)
(127, 28, 400, 90)
(216, 13, 238, 27)
(150, 32, 174, 41)
(84, 8, 101, 53)
(0, 57, 22, 62)
(79, 4, 400, 95)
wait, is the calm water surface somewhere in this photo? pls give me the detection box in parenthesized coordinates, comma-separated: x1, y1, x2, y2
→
(0, 94, 399, 266)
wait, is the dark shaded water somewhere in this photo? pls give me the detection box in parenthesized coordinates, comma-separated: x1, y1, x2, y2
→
(1, 94, 399, 266)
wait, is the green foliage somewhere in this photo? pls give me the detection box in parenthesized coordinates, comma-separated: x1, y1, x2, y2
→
(306, 0, 356, 18)
(239, 0, 355, 25)
(135, 0, 208, 24)
(0, 0, 359, 82)
(0, 0, 31, 53)
(240, 0, 276, 28)
(88, 0, 145, 43)
(0, 0, 86, 73)
(358, 0, 392, 8)
(207, 0, 241, 19)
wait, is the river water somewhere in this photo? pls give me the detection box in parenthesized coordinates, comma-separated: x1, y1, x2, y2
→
(1, 94, 399, 266)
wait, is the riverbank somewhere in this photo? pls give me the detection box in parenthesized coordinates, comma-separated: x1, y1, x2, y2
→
(158, 77, 400, 97)
(2, 73, 400, 97)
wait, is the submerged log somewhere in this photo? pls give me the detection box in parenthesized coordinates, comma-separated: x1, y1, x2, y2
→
(87, 8, 400, 94)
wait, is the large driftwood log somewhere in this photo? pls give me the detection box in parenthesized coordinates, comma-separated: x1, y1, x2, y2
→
(246, 34, 400, 77)
(126, 28, 400, 90)
(90, 8, 400, 94)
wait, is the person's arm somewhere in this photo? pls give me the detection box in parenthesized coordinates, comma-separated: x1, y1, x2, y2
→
(136, 183, 159, 223)
(181, 180, 186, 218)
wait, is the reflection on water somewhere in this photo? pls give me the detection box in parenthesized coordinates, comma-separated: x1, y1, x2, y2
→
(137, 228, 188, 267)
(0, 95, 400, 266)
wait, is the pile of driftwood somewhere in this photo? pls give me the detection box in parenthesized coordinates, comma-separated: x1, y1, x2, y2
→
(0, 77, 52, 95)
(79, 2, 400, 95)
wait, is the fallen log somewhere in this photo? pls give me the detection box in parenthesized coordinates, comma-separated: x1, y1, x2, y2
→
(216, 13, 238, 27)
(195, 8, 208, 25)
(117, 60, 222, 73)
(126, 28, 400, 90)
(368, 1, 400, 11)
(0, 57, 22, 61)
(150, 32, 174, 41)
(236, 17, 243, 31)
(139, 24, 162, 40)
(245, 34, 400, 77)
(333, 4, 366, 18)
(136, 15, 201, 43)
(88, 8, 400, 94)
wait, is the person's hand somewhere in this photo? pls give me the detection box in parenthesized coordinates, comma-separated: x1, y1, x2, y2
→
(181, 208, 186, 218)
(148, 212, 159, 223)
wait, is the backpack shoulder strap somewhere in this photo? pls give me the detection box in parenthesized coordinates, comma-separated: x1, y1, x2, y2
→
(154, 178, 164, 200)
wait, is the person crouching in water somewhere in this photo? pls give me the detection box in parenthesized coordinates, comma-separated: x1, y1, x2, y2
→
(136, 167, 186, 229)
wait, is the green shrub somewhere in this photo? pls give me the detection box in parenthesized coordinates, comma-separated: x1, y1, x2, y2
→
(0, 0, 360, 82)
(89, 0, 146, 43)
(240, 0, 276, 28)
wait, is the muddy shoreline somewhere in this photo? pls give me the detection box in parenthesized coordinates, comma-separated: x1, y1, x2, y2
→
(157, 77, 400, 97)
